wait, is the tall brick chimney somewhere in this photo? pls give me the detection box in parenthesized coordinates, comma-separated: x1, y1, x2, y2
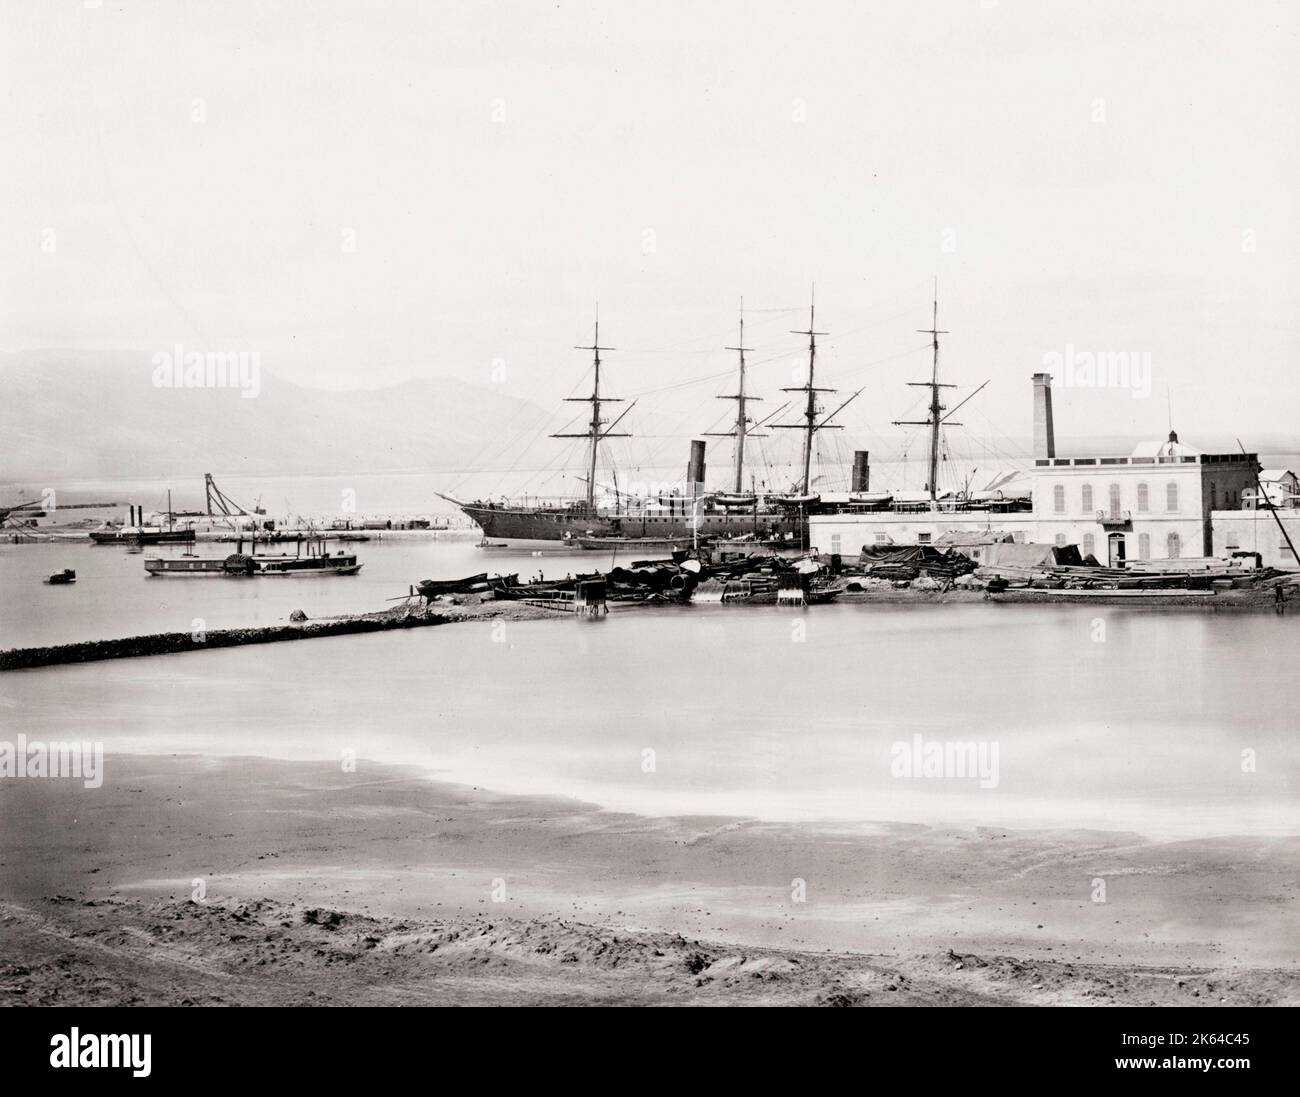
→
(1032, 373, 1056, 460)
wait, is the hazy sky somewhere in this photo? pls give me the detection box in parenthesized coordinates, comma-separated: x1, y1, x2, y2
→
(3, 0, 1297, 460)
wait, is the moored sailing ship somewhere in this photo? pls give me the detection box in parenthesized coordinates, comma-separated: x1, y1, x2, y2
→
(439, 304, 854, 544)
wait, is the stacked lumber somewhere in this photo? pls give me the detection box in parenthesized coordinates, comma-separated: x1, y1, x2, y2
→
(975, 557, 1286, 592)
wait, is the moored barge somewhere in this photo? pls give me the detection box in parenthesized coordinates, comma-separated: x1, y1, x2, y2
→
(144, 549, 361, 577)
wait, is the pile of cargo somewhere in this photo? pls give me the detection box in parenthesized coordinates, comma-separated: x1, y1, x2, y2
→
(851, 545, 977, 582)
(973, 553, 1289, 593)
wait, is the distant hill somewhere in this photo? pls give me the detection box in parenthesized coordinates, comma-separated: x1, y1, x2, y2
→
(3, 350, 1293, 490)
(0, 350, 554, 482)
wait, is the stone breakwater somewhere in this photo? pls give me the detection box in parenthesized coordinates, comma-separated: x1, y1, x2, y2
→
(0, 599, 559, 671)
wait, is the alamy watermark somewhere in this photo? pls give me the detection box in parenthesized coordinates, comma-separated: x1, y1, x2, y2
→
(1042, 344, 1151, 398)
(50, 1029, 150, 1077)
(151, 345, 261, 398)
(890, 734, 999, 789)
(0, 736, 103, 788)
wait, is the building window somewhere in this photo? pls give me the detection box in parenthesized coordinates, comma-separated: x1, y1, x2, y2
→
(1138, 532, 1151, 559)
(873, 532, 890, 545)
(1108, 484, 1121, 518)
(830, 534, 841, 555)
(1167, 531, 1181, 559)
(1282, 542, 1296, 560)
(1209, 481, 1217, 510)
(1012, 531, 1025, 543)
(1225, 533, 1240, 551)
(1055, 533, 1066, 547)
(1053, 484, 1065, 514)
(1082, 533, 1095, 558)
(1166, 482, 1179, 512)
(1136, 482, 1149, 512)
(917, 532, 932, 544)
(1081, 484, 1093, 512)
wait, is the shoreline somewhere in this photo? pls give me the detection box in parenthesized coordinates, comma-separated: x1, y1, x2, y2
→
(1, 753, 1295, 1006)
(4, 583, 1291, 671)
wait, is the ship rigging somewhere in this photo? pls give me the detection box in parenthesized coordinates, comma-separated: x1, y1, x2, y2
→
(772, 292, 862, 498)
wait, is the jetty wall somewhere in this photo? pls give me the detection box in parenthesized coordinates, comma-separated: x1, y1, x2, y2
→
(0, 613, 453, 671)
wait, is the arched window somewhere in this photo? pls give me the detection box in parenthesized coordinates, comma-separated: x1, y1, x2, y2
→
(1082, 533, 1095, 558)
(1053, 484, 1065, 514)
(1136, 483, 1149, 513)
(1138, 532, 1151, 559)
(1166, 482, 1179, 512)
(1081, 484, 1093, 513)
(1108, 484, 1122, 518)
(1167, 531, 1181, 559)
(1055, 533, 1067, 547)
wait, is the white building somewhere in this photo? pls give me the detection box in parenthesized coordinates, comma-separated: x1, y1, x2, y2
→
(1245, 469, 1298, 509)
(1212, 509, 1300, 569)
(1031, 431, 1257, 566)
(809, 375, 1262, 566)
(809, 507, 1036, 559)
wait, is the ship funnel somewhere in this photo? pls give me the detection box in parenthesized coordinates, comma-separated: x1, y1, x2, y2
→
(851, 451, 870, 492)
(1032, 373, 1056, 460)
(687, 439, 707, 497)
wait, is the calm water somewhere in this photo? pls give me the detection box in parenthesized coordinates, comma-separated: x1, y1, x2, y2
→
(0, 539, 607, 648)
(1, 539, 1296, 840)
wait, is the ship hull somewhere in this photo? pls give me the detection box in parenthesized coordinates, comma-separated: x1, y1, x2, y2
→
(91, 529, 195, 545)
(457, 502, 806, 545)
(144, 554, 361, 576)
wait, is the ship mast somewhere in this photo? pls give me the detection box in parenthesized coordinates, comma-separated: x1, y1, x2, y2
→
(893, 285, 957, 505)
(551, 310, 627, 512)
(706, 298, 765, 493)
(775, 291, 839, 495)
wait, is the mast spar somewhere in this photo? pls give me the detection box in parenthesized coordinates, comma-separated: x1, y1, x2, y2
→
(705, 298, 766, 493)
(551, 310, 626, 512)
(774, 290, 840, 495)
(893, 284, 957, 505)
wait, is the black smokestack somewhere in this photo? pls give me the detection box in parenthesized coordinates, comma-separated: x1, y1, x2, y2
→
(687, 439, 706, 495)
(852, 451, 870, 492)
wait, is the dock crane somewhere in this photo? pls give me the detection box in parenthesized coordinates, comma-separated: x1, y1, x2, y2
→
(204, 473, 266, 518)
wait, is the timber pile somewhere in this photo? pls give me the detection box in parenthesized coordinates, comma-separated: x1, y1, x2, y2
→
(852, 545, 976, 582)
(975, 558, 1287, 592)
(503, 550, 837, 604)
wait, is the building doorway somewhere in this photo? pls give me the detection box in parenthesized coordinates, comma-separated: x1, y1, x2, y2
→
(1108, 532, 1127, 567)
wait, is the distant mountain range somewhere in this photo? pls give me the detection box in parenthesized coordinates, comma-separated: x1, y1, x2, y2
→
(0, 350, 554, 482)
(2, 350, 1294, 491)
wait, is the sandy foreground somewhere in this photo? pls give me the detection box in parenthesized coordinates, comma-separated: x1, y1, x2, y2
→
(0, 754, 1295, 1007)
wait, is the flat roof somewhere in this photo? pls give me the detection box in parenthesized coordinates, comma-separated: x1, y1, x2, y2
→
(1035, 453, 1256, 468)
